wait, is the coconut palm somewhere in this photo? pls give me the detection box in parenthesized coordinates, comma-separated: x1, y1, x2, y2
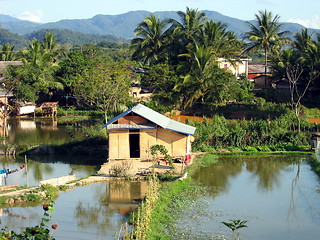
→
(293, 28, 315, 53)
(199, 20, 242, 60)
(243, 10, 291, 81)
(174, 7, 207, 47)
(175, 44, 217, 108)
(131, 14, 174, 65)
(1, 43, 15, 61)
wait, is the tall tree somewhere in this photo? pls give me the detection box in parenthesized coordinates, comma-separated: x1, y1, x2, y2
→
(199, 20, 242, 60)
(243, 10, 291, 84)
(174, 7, 207, 48)
(131, 14, 173, 65)
(73, 59, 132, 123)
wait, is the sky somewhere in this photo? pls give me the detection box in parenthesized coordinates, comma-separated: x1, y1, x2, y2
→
(0, 0, 319, 29)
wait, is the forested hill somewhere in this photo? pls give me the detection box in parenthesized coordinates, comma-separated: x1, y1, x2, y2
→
(0, 28, 127, 49)
(0, 10, 319, 46)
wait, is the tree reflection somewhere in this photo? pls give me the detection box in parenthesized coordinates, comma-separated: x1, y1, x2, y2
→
(245, 156, 297, 191)
(191, 157, 242, 193)
(191, 155, 302, 193)
(24, 160, 54, 182)
(74, 201, 114, 235)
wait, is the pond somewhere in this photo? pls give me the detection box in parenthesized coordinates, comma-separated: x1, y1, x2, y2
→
(0, 181, 148, 240)
(6, 117, 72, 145)
(182, 155, 320, 240)
(1, 117, 149, 239)
(1, 118, 320, 239)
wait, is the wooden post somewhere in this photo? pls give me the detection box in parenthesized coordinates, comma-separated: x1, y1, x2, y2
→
(25, 155, 29, 187)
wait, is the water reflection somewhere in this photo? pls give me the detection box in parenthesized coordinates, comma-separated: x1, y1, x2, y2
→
(0, 181, 148, 240)
(0, 155, 100, 187)
(7, 118, 71, 145)
(188, 155, 320, 240)
(192, 156, 301, 192)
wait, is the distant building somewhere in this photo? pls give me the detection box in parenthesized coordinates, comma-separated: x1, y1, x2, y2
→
(248, 63, 272, 89)
(217, 57, 251, 78)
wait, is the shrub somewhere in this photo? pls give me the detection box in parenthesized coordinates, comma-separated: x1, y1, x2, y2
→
(227, 147, 242, 152)
(109, 161, 133, 177)
(242, 146, 258, 152)
(256, 146, 271, 152)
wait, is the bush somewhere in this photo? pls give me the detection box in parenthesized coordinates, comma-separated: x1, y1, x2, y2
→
(227, 147, 242, 152)
(242, 146, 258, 152)
(256, 146, 271, 152)
(109, 161, 133, 177)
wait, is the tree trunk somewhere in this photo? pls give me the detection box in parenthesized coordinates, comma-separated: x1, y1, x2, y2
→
(264, 47, 268, 87)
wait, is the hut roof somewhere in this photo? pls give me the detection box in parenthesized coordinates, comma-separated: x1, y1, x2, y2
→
(101, 104, 196, 135)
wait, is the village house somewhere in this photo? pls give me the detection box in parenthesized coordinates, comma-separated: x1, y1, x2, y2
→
(101, 104, 196, 161)
(248, 63, 272, 89)
(217, 57, 251, 78)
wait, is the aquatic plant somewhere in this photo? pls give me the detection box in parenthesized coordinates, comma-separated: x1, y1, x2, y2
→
(222, 219, 248, 240)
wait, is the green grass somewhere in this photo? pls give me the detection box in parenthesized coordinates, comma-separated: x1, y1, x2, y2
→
(146, 178, 205, 239)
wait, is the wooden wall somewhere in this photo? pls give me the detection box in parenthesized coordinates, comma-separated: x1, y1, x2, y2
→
(108, 127, 190, 160)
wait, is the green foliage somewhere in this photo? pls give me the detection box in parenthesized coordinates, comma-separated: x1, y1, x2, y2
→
(256, 146, 272, 152)
(72, 58, 132, 122)
(191, 110, 312, 151)
(242, 146, 258, 152)
(222, 219, 248, 240)
(140, 64, 180, 105)
(150, 144, 173, 166)
(222, 219, 248, 232)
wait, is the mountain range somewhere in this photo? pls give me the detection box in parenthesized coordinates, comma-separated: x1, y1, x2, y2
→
(0, 10, 319, 45)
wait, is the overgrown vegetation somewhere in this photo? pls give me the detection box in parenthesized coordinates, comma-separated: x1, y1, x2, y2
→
(190, 110, 313, 152)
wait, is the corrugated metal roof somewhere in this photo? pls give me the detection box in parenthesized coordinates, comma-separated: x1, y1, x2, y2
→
(107, 123, 157, 130)
(101, 104, 196, 135)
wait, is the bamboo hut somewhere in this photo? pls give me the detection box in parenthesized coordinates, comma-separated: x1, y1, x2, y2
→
(101, 104, 196, 161)
(39, 102, 58, 117)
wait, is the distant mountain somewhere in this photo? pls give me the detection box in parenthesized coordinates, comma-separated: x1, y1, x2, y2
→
(0, 28, 29, 48)
(1, 10, 319, 40)
(25, 29, 124, 45)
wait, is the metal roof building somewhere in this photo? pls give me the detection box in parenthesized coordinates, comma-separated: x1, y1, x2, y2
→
(101, 104, 196, 160)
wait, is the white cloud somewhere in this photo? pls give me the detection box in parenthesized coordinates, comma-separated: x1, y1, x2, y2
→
(288, 15, 320, 29)
(18, 10, 43, 23)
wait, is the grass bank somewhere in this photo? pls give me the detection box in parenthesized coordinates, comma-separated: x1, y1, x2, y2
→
(124, 154, 219, 239)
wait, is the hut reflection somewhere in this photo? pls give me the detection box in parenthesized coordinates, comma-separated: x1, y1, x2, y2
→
(103, 181, 149, 216)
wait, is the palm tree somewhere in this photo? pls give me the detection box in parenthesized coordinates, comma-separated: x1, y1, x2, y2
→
(199, 20, 242, 60)
(1, 43, 15, 61)
(173, 7, 207, 50)
(175, 44, 216, 108)
(131, 14, 173, 65)
(293, 28, 314, 53)
(243, 10, 291, 84)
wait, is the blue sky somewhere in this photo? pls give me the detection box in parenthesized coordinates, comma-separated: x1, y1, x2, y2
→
(0, 0, 319, 29)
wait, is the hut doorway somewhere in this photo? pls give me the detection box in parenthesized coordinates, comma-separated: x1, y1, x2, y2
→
(129, 130, 140, 158)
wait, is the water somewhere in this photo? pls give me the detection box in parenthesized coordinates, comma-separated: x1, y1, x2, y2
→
(6, 118, 71, 145)
(2, 118, 320, 239)
(1, 117, 147, 239)
(187, 155, 320, 240)
(0, 181, 148, 240)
